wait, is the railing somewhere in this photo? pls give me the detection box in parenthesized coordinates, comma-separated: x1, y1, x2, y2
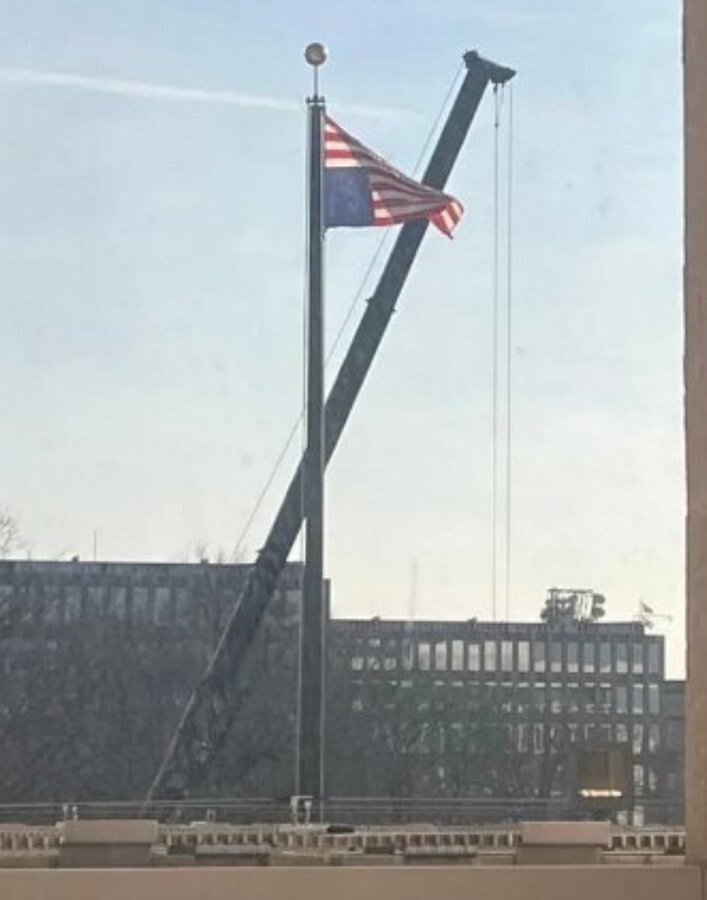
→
(0, 820, 687, 861)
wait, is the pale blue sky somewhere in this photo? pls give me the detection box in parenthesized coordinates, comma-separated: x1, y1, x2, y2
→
(0, 1, 684, 672)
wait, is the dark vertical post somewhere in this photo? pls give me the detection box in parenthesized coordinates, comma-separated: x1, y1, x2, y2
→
(685, 0, 707, 864)
(298, 87, 325, 804)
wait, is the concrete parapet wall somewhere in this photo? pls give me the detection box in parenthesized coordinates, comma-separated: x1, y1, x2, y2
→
(0, 864, 700, 900)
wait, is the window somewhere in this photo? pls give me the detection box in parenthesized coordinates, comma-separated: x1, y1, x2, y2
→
(648, 724, 660, 753)
(648, 642, 661, 675)
(516, 683, 530, 714)
(418, 641, 430, 671)
(86, 585, 104, 612)
(632, 642, 644, 674)
(64, 585, 82, 622)
(484, 640, 497, 672)
(550, 683, 563, 713)
(451, 640, 464, 671)
(517, 723, 530, 753)
(648, 683, 660, 715)
(533, 684, 546, 712)
(616, 684, 628, 714)
(174, 587, 191, 624)
(632, 723, 644, 755)
(533, 723, 544, 755)
(449, 722, 464, 752)
(154, 586, 173, 624)
(550, 641, 562, 673)
(598, 683, 611, 714)
(467, 642, 480, 672)
(434, 641, 447, 671)
(401, 639, 414, 671)
(633, 684, 644, 714)
(43, 586, 61, 623)
(568, 683, 579, 713)
(583, 683, 596, 714)
(567, 642, 578, 673)
(633, 764, 645, 797)
(384, 641, 397, 671)
(599, 642, 611, 673)
(501, 640, 513, 671)
(518, 640, 530, 672)
(501, 683, 513, 712)
(616, 642, 628, 674)
(533, 640, 546, 673)
(111, 586, 127, 619)
(583, 643, 595, 673)
(616, 722, 629, 743)
(132, 586, 151, 622)
(366, 638, 381, 670)
(351, 655, 364, 671)
(648, 767, 658, 794)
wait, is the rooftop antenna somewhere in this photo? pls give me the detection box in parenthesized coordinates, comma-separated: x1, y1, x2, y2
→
(635, 598, 673, 629)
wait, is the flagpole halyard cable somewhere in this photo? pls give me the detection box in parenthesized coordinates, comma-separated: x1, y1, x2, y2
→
(491, 84, 501, 622)
(504, 82, 515, 622)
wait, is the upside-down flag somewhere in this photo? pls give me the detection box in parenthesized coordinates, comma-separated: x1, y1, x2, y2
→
(324, 117, 464, 237)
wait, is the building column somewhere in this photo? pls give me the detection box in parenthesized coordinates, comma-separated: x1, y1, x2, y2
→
(685, 0, 707, 866)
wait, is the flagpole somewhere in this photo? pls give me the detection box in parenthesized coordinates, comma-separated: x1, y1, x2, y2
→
(298, 41, 327, 813)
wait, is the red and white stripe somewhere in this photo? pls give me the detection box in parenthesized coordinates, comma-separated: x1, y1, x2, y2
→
(324, 117, 464, 237)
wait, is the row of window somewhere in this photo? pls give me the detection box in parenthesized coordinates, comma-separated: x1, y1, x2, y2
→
(496, 681, 660, 715)
(0, 584, 240, 626)
(350, 679, 661, 716)
(349, 714, 660, 758)
(349, 637, 662, 676)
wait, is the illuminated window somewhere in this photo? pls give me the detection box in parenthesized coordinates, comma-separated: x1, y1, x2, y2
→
(451, 640, 464, 671)
(632, 642, 644, 674)
(599, 642, 611, 673)
(648, 683, 660, 714)
(418, 642, 430, 671)
(616, 642, 628, 674)
(501, 640, 513, 671)
(467, 642, 480, 672)
(435, 641, 447, 671)
(583, 643, 595, 673)
(484, 640, 497, 672)
(533, 641, 546, 673)
(633, 684, 644, 714)
(567, 642, 578, 673)
(616, 684, 628, 714)
(633, 723, 644, 755)
(518, 641, 530, 672)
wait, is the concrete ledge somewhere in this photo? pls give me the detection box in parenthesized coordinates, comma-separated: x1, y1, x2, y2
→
(520, 822, 612, 847)
(57, 820, 158, 846)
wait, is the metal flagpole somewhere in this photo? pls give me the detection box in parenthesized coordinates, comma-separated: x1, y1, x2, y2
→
(297, 41, 327, 814)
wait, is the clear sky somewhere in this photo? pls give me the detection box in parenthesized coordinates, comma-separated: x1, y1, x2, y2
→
(0, 1, 684, 673)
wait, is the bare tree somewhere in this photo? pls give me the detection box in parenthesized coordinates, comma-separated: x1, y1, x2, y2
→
(0, 509, 21, 559)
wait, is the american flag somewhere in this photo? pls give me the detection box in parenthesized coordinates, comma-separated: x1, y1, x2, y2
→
(323, 116, 464, 237)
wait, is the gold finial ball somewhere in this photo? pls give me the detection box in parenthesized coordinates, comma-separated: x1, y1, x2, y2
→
(304, 42, 328, 67)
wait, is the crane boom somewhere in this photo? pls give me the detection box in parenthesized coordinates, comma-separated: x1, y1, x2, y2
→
(146, 50, 515, 803)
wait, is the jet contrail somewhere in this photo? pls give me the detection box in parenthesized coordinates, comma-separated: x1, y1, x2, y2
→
(0, 67, 412, 120)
